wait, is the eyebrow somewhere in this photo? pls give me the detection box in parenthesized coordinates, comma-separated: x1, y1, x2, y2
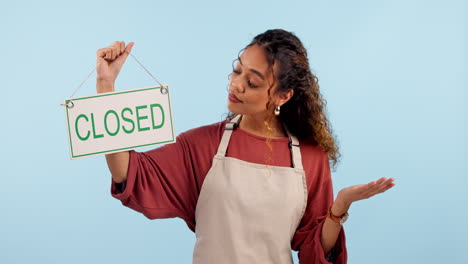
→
(238, 57, 266, 81)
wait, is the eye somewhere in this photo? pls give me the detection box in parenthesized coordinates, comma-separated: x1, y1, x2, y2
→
(232, 59, 241, 74)
(248, 80, 258, 88)
(232, 64, 241, 75)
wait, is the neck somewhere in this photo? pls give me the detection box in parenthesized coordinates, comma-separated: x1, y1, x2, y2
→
(238, 114, 286, 138)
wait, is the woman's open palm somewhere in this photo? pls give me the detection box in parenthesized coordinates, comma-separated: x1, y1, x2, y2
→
(338, 177, 395, 206)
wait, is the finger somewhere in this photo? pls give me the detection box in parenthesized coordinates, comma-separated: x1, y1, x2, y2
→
(105, 47, 112, 60)
(382, 182, 395, 192)
(97, 48, 107, 59)
(363, 180, 387, 197)
(120, 41, 125, 54)
(382, 179, 396, 191)
(113, 46, 120, 60)
(371, 181, 389, 193)
(378, 178, 395, 191)
(374, 177, 392, 188)
(109, 42, 134, 67)
(125, 42, 135, 54)
(376, 177, 387, 184)
(111, 41, 122, 59)
(117, 42, 134, 61)
(112, 41, 120, 48)
(363, 181, 377, 196)
(114, 41, 123, 59)
(372, 180, 395, 196)
(114, 42, 125, 58)
(110, 44, 119, 60)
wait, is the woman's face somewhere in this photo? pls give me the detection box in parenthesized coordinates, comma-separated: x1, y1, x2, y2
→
(227, 44, 286, 118)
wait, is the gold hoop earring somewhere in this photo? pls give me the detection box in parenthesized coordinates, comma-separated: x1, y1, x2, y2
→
(274, 106, 280, 116)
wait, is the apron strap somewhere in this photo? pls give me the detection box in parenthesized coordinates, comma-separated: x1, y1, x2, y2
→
(217, 115, 303, 171)
(217, 115, 242, 156)
(283, 126, 303, 170)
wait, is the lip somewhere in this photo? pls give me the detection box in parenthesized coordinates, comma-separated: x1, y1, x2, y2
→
(228, 93, 242, 103)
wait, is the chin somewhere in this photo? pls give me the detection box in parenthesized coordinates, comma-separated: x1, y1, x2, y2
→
(227, 102, 241, 115)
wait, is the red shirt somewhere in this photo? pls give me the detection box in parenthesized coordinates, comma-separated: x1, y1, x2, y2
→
(111, 120, 347, 264)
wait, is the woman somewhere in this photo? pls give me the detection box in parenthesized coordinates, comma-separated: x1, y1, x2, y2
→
(96, 29, 395, 264)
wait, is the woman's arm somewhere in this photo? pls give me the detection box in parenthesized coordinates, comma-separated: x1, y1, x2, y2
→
(104, 151, 130, 183)
(320, 177, 396, 255)
(95, 41, 134, 183)
(96, 79, 130, 183)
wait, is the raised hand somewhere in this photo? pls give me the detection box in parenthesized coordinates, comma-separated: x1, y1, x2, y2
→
(332, 177, 396, 215)
(96, 41, 134, 93)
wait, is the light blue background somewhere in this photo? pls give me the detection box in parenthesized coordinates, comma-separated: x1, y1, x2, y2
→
(1, 0, 466, 263)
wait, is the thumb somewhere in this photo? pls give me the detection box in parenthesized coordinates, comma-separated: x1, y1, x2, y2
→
(115, 42, 135, 65)
(125, 42, 135, 54)
(121, 42, 135, 60)
(112, 42, 135, 66)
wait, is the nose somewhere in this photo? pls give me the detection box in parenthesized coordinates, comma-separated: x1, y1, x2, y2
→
(229, 74, 244, 93)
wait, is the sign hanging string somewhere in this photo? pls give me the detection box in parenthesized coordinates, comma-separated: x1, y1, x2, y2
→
(61, 53, 167, 108)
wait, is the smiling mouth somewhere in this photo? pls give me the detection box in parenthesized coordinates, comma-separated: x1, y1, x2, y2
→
(228, 93, 242, 103)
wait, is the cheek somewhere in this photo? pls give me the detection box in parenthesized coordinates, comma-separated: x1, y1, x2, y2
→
(244, 91, 270, 108)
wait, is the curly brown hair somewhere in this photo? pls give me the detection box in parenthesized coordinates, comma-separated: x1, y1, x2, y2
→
(229, 29, 341, 168)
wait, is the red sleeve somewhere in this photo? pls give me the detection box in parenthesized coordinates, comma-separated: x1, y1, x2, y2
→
(291, 150, 347, 264)
(110, 122, 224, 232)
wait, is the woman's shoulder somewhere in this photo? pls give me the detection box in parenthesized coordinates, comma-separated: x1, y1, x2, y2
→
(298, 139, 330, 171)
(179, 119, 229, 143)
(299, 138, 328, 158)
(299, 141, 332, 187)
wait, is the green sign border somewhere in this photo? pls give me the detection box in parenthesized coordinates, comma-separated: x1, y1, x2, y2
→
(65, 86, 175, 158)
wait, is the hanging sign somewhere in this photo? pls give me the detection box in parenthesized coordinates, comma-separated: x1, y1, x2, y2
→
(64, 85, 175, 159)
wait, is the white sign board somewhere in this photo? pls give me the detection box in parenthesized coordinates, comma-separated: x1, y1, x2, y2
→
(64, 86, 175, 159)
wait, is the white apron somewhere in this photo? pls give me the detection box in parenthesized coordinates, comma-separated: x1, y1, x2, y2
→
(193, 115, 308, 264)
